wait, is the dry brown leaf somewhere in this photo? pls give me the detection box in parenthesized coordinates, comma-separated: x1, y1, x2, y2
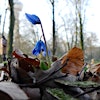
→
(60, 47, 84, 75)
(12, 49, 40, 72)
(87, 63, 100, 74)
(95, 63, 100, 74)
(82, 63, 100, 83)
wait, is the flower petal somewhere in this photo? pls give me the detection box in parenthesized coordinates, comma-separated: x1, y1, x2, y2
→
(32, 49, 40, 56)
(25, 13, 41, 25)
(41, 41, 46, 51)
(32, 40, 50, 57)
(32, 40, 42, 56)
(40, 41, 47, 56)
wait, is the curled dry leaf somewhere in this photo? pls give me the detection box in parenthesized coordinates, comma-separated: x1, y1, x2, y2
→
(87, 63, 100, 83)
(12, 49, 40, 72)
(87, 63, 100, 74)
(60, 47, 84, 75)
(95, 63, 100, 74)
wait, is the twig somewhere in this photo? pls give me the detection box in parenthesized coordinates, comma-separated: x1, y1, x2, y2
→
(18, 62, 67, 88)
(36, 59, 69, 85)
(19, 83, 37, 88)
(19, 59, 69, 88)
(74, 86, 100, 98)
(78, 62, 88, 80)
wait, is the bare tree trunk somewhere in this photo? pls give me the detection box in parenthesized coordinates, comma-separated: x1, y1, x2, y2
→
(75, 1, 78, 46)
(79, 13, 84, 51)
(49, 0, 56, 55)
(8, 0, 15, 57)
(52, 0, 56, 55)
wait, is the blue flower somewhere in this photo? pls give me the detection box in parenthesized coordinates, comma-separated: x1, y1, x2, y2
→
(32, 40, 47, 56)
(25, 13, 41, 25)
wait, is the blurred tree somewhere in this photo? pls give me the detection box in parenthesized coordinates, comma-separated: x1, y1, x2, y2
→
(8, 0, 15, 57)
(49, 0, 56, 56)
(65, 0, 89, 51)
(84, 32, 99, 60)
(77, 0, 84, 50)
(13, 0, 23, 49)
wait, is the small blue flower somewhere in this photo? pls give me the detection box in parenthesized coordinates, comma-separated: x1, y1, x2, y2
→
(32, 40, 47, 56)
(25, 13, 41, 25)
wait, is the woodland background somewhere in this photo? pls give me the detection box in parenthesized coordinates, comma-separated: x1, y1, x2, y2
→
(0, 0, 100, 62)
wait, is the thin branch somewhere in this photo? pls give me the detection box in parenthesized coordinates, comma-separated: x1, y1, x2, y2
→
(78, 62, 88, 80)
(36, 59, 69, 85)
(19, 59, 69, 88)
(74, 86, 100, 98)
(49, 0, 53, 5)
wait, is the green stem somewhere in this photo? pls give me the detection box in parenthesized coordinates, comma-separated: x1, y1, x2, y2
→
(40, 23, 51, 67)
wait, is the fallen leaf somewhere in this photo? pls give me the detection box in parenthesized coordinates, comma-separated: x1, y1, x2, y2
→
(12, 49, 40, 72)
(60, 47, 84, 75)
